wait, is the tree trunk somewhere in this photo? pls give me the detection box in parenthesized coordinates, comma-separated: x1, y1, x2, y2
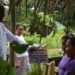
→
(10, 0, 15, 66)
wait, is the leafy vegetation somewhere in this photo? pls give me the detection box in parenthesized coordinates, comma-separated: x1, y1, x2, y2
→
(2, 0, 75, 75)
(0, 58, 16, 75)
(25, 23, 65, 49)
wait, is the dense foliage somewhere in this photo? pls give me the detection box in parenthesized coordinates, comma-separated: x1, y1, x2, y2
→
(0, 58, 16, 75)
(14, 0, 75, 35)
(25, 24, 65, 49)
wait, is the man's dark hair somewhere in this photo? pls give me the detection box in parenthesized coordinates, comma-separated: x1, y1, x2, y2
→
(61, 35, 70, 42)
(0, 4, 5, 21)
(62, 34, 73, 42)
(69, 36, 75, 46)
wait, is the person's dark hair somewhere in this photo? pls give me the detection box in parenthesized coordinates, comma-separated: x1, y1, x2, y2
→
(68, 36, 75, 46)
(68, 33, 74, 37)
(61, 35, 69, 42)
(61, 35, 73, 55)
(15, 23, 24, 30)
(61, 34, 74, 41)
(0, 4, 5, 21)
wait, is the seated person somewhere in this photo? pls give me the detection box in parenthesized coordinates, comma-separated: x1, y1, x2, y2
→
(64, 36, 75, 75)
(58, 35, 72, 75)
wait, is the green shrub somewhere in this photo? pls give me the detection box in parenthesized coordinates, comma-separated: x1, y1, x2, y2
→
(24, 23, 65, 49)
(25, 33, 40, 45)
(0, 58, 16, 75)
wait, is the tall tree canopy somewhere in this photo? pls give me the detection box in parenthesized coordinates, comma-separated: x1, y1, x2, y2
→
(2, 0, 75, 35)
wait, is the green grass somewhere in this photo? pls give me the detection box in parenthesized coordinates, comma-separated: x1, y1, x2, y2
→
(30, 63, 45, 75)
(47, 49, 63, 57)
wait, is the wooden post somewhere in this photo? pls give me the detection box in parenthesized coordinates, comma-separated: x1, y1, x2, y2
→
(45, 61, 55, 75)
(10, 0, 15, 66)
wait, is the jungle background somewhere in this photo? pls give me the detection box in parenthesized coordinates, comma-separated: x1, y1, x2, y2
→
(1, 0, 75, 75)
(4, 0, 75, 56)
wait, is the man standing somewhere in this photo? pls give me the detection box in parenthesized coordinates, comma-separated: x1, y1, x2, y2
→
(0, 4, 19, 60)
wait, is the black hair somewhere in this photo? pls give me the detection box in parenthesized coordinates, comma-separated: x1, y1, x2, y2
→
(68, 33, 74, 37)
(0, 4, 5, 21)
(61, 35, 70, 42)
(15, 23, 24, 30)
(68, 36, 75, 46)
(62, 34, 73, 41)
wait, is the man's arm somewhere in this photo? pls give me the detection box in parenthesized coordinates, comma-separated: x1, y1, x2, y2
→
(4, 25, 19, 42)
